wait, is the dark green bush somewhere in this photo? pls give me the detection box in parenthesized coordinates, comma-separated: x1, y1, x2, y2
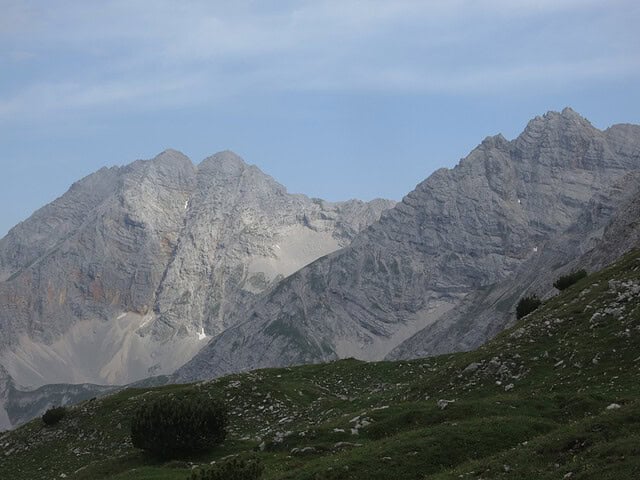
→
(131, 394, 227, 459)
(42, 406, 67, 426)
(553, 269, 587, 291)
(189, 456, 264, 480)
(516, 295, 541, 319)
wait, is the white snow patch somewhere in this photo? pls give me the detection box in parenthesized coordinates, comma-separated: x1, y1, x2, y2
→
(198, 328, 207, 341)
(116, 313, 126, 320)
(184, 200, 189, 210)
(533, 246, 538, 253)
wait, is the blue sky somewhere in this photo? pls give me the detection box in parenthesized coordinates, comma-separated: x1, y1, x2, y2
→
(1, 0, 639, 237)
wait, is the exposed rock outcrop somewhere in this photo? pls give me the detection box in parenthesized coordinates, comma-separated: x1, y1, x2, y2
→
(0, 150, 393, 395)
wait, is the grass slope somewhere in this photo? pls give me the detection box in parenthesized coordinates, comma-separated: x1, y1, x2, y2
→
(2, 251, 640, 479)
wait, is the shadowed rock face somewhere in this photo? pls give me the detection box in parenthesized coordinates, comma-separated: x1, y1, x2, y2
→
(387, 170, 640, 361)
(0, 150, 393, 395)
(175, 109, 640, 382)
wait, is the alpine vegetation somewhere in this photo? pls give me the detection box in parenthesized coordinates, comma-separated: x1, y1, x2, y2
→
(516, 294, 542, 320)
(130, 394, 227, 459)
(553, 269, 588, 291)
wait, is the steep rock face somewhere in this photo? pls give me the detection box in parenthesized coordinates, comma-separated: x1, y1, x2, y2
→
(0, 367, 11, 431)
(152, 151, 393, 339)
(0, 149, 195, 350)
(582, 166, 640, 269)
(0, 167, 121, 283)
(388, 170, 640, 360)
(0, 151, 392, 393)
(176, 109, 640, 382)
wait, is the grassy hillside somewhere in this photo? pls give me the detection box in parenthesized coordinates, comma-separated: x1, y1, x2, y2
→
(2, 251, 640, 479)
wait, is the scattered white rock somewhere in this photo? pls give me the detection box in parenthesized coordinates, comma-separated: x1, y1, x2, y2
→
(333, 442, 362, 449)
(463, 362, 481, 373)
(291, 446, 316, 455)
(437, 399, 455, 410)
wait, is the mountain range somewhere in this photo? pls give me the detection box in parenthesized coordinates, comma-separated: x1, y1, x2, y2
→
(1, 107, 639, 431)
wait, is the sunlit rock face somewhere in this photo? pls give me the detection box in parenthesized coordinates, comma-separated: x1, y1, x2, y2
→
(0, 149, 393, 399)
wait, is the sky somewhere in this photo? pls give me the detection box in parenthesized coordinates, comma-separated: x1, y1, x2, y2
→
(1, 0, 639, 237)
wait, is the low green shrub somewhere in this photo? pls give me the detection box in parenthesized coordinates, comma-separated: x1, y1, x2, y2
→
(42, 406, 67, 426)
(131, 394, 227, 459)
(189, 456, 264, 480)
(554, 269, 588, 291)
(516, 294, 541, 319)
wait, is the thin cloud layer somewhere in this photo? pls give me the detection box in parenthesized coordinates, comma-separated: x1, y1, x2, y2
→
(0, 0, 638, 121)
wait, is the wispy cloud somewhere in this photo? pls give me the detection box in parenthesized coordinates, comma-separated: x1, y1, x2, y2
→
(1, 0, 638, 122)
(0, 76, 204, 118)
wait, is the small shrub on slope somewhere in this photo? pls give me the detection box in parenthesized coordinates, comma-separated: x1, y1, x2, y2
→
(130, 394, 227, 459)
(516, 294, 541, 319)
(553, 269, 588, 291)
(42, 406, 67, 426)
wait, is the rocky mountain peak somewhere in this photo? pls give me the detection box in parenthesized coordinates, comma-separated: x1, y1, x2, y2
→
(198, 150, 249, 175)
(142, 149, 195, 173)
(479, 133, 509, 150)
(520, 107, 596, 142)
(560, 106, 581, 118)
(194, 150, 285, 196)
(154, 148, 192, 163)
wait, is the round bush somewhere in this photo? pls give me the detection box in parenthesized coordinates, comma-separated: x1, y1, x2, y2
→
(42, 406, 67, 426)
(130, 395, 227, 459)
(516, 294, 541, 319)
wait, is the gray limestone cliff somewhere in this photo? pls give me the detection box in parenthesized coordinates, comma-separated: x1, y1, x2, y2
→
(387, 170, 640, 360)
(0, 150, 393, 401)
(175, 109, 640, 382)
